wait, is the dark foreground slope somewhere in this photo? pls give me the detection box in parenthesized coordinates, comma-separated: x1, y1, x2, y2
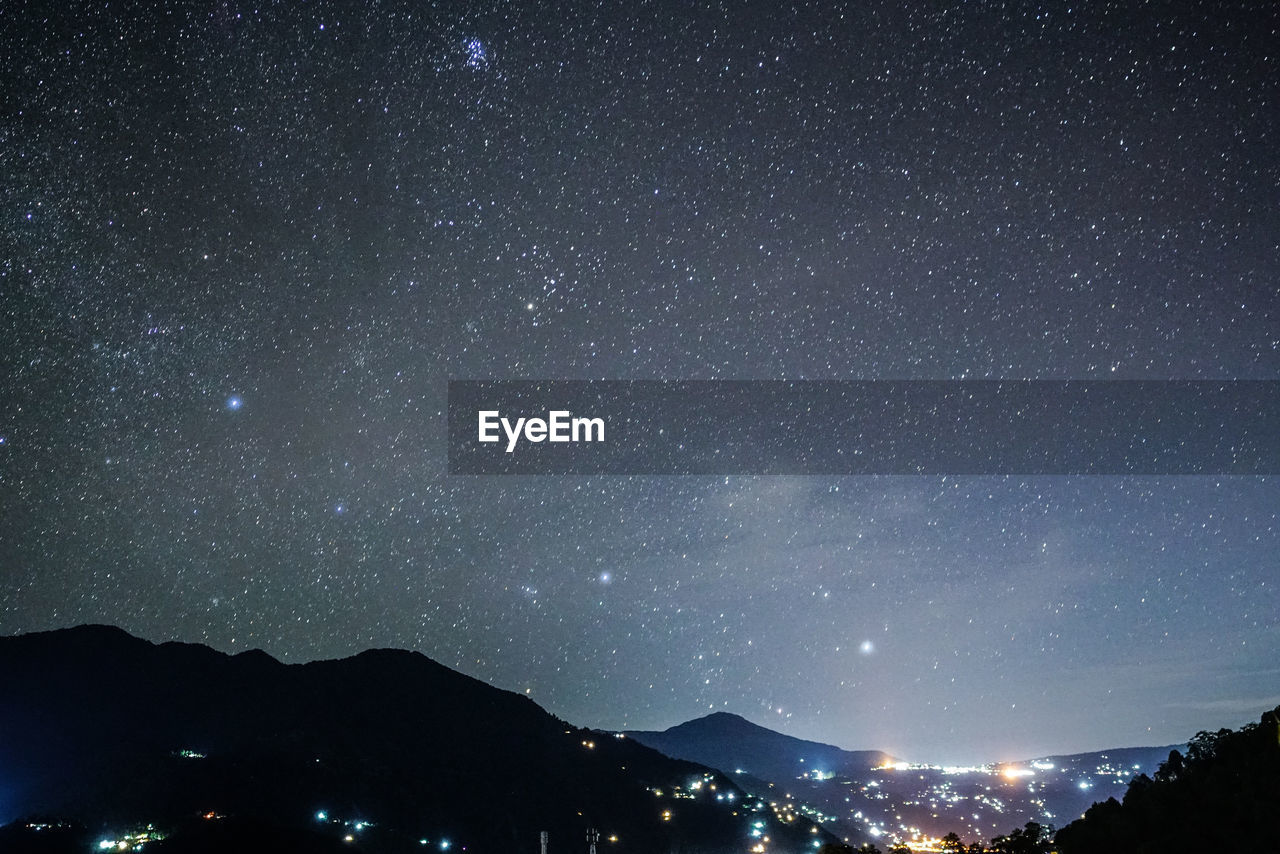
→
(1055, 705, 1280, 854)
(0, 626, 833, 854)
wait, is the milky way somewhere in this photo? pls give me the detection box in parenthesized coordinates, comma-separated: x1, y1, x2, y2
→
(2, 0, 1277, 762)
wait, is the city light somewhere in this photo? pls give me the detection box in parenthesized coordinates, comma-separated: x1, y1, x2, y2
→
(94, 827, 165, 851)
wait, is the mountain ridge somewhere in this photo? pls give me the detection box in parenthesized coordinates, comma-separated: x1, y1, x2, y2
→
(0, 625, 833, 854)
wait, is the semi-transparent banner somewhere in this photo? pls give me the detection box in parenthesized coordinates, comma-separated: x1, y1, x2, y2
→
(447, 381, 1279, 475)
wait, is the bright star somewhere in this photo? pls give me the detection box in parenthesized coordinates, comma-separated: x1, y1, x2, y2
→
(226, 395, 243, 411)
(859, 640, 875, 655)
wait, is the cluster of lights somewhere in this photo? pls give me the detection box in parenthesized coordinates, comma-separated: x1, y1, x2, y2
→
(822, 753, 1165, 848)
(796, 803, 836, 824)
(645, 774, 757, 837)
(651, 773, 722, 801)
(747, 818, 771, 854)
(96, 826, 164, 852)
(315, 811, 394, 846)
(875, 760, 999, 776)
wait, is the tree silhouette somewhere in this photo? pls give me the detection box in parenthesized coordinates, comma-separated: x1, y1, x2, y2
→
(989, 821, 1052, 854)
(1056, 706, 1280, 853)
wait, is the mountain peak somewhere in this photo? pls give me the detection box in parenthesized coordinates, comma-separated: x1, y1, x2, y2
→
(676, 711, 759, 730)
(660, 711, 844, 749)
(628, 711, 893, 792)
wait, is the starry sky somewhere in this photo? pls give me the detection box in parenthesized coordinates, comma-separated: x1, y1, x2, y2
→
(3, 0, 1279, 764)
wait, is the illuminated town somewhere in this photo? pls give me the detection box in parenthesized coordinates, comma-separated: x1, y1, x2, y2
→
(66, 747, 1160, 854)
(734, 747, 1167, 851)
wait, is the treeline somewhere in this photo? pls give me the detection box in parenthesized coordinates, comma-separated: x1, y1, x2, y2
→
(1054, 704, 1280, 853)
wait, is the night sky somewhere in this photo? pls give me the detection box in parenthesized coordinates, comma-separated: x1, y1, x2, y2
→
(3, 0, 1279, 764)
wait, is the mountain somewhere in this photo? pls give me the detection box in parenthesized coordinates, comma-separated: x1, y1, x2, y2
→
(627, 713, 896, 785)
(625, 712, 1176, 847)
(626, 713, 896, 845)
(0, 626, 834, 854)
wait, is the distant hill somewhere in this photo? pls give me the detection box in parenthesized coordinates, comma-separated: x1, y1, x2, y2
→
(0, 626, 835, 854)
(1055, 705, 1280, 854)
(627, 712, 896, 784)
(625, 712, 1176, 846)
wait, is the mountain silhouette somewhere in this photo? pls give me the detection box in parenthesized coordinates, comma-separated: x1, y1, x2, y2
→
(0, 626, 834, 854)
(626, 712, 896, 785)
